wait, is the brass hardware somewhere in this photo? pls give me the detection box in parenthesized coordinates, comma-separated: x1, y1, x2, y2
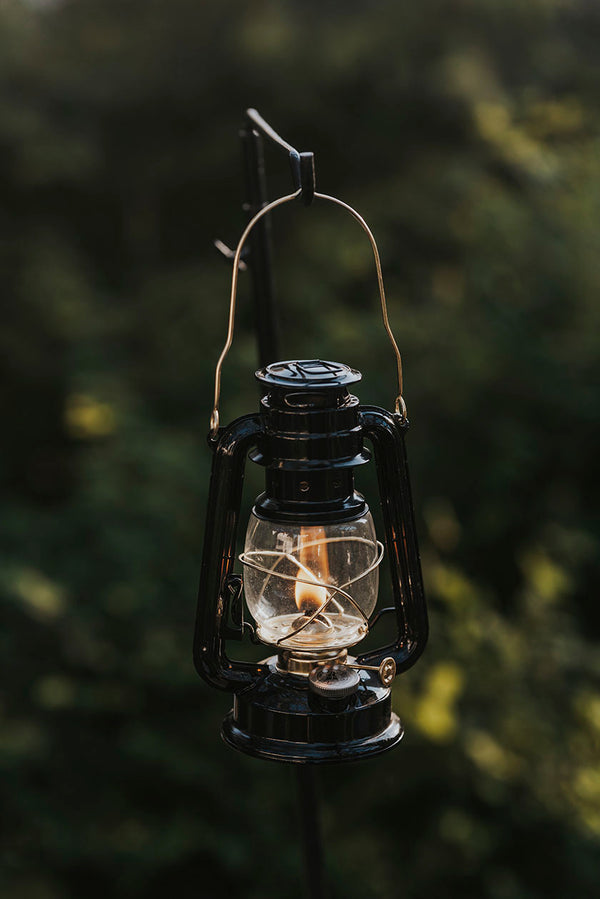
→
(277, 648, 348, 678)
(345, 656, 397, 687)
(280, 652, 396, 686)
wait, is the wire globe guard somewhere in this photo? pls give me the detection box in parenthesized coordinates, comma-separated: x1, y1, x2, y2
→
(239, 536, 384, 652)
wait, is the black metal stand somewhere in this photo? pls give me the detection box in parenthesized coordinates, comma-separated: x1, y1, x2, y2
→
(234, 108, 325, 899)
(296, 767, 325, 899)
(240, 123, 280, 367)
(202, 106, 429, 899)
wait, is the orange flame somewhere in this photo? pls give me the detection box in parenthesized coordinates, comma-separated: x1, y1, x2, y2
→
(294, 526, 330, 614)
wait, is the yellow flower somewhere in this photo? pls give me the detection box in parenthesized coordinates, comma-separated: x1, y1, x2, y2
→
(65, 393, 116, 439)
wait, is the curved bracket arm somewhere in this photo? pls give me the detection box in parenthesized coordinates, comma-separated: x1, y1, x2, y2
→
(245, 107, 315, 205)
(356, 407, 429, 673)
(193, 414, 267, 692)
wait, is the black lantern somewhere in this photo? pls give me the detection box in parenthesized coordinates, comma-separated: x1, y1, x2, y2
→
(194, 179, 428, 765)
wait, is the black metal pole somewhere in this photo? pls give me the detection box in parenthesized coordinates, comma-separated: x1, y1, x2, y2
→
(240, 124, 281, 368)
(239, 113, 325, 899)
(296, 767, 326, 899)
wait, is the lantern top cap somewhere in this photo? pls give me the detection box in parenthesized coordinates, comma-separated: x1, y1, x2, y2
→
(256, 359, 362, 389)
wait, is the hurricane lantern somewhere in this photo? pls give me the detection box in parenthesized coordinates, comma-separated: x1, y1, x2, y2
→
(194, 187, 428, 764)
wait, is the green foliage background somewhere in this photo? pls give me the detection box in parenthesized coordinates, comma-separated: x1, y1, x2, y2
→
(1, 1, 599, 897)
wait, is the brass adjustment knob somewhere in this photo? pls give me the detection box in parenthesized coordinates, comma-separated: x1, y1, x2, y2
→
(377, 657, 397, 687)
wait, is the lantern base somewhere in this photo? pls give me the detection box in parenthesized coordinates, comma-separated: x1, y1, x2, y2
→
(221, 657, 403, 764)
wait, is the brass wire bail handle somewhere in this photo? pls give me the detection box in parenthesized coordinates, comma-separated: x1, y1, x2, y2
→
(209, 189, 406, 437)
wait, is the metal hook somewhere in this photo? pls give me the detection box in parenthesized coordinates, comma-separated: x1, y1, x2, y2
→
(299, 153, 315, 206)
(209, 191, 405, 436)
(213, 239, 248, 271)
(245, 108, 315, 206)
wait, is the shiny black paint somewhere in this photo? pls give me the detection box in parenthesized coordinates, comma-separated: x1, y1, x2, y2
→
(221, 658, 403, 764)
(251, 360, 370, 523)
(193, 413, 268, 692)
(245, 107, 315, 206)
(356, 407, 429, 674)
(193, 361, 428, 761)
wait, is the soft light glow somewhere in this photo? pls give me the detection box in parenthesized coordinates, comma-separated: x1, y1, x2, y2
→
(294, 526, 330, 614)
(242, 512, 380, 650)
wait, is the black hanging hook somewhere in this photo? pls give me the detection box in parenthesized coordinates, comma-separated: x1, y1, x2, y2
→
(299, 152, 315, 206)
(213, 109, 315, 280)
(245, 108, 315, 206)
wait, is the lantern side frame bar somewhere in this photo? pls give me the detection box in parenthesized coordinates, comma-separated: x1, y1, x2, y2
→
(356, 406, 429, 673)
(193, 413, 269, 692)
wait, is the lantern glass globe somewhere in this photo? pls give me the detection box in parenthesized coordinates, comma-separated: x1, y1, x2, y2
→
(241, 509, 381, 651)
